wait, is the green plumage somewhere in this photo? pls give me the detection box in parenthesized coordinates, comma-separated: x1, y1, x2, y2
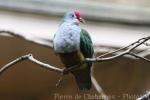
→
(73, 29, 94, 90)
(80, 29, 94, 58)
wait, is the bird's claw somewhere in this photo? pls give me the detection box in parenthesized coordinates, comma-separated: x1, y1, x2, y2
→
(62, 68, 70, 75)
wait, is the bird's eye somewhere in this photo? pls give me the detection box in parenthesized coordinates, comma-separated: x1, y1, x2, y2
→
(71, 14, 74, 18)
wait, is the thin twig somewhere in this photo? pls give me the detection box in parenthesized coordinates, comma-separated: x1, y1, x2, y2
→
(91, 66, 109, 100)
(86, 36, 150, 62)
(0, 54, 30, 74)
(128, 36, 150, 51)
(1, 30, 150, 100)
(0, 54, 108, 100)
(28, 55, 63, 73)
(1, 36, 150, 81)
(0, 54, 63, 74)
(143, 42, 150, 46)
(129, 52, 150, 63)
(97, 36, 148, 58)
(137, 91, 150, 100)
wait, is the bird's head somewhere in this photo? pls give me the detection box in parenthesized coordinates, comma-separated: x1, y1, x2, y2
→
(63, 11, 85, 23)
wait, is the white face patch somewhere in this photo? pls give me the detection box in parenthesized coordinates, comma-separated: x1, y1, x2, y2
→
(53, 21, 81, 53)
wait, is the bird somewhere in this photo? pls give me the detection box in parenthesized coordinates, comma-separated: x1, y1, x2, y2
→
(53, 11, 94, 90)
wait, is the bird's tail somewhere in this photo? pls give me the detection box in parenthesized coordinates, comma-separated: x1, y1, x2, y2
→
(72, 65, 92, 90)
(74, 73, 92, 90)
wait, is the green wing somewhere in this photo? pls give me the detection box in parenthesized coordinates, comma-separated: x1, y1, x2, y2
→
(80, 29, 94, 58)
(72, 29, 93, 90)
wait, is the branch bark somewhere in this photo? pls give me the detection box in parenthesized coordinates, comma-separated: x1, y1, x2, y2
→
(137, 91, 150, 100)
(0, 54, 63, 74)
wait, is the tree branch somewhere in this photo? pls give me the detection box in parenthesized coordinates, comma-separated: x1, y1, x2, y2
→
(1, 30, 150, 100)
(91, 66, 109, 100)
(0, 53, 109, 100)
(86, 36, 150, 62)
(137, 91, 150, 100)
(129, 52, 150, 63)
(0, 54, 63, 74)
(0, 54, 29, 74)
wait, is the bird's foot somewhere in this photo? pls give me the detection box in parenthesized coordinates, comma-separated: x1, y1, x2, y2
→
(62, 68, 70, 75)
